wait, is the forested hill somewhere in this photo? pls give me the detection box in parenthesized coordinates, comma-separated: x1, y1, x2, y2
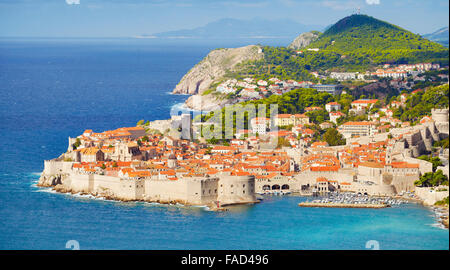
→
(311, 14, 444, 52)
(302, 14, 448, 70)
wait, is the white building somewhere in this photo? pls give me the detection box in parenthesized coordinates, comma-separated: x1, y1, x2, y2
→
(337, 121, 376, 139)
(250, 117, 271, 135)
(325, 102, 341, 112)
(330, 111, 345, 124)
(240, 88, 260, 99)
(351, 99, 378, 111)
(330, 72, 357, 81)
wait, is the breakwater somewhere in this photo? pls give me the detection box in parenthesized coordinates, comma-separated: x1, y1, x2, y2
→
(298, 202, 389, 208)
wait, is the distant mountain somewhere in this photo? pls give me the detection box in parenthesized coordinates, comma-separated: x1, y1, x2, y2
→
(151, 18, 323, 40)
(302, 14, 448, 69)
(423, 27, 449, 47)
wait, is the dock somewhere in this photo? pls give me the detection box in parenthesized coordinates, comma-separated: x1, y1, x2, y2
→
(298, 202, 390, 208)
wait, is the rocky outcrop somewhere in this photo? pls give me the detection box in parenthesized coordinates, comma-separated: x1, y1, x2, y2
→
(184, 94, 234, 111)
(288, 31, 320, 49)
(147, 119, 172, 134)
(38, 173, 67, 187)
(172, 45, 263, 95)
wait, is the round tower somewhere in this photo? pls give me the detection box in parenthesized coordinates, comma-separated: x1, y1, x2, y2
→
(432, 108, 449, 135)
(431, 108, 449, 124)
(217, 175, 257, 206)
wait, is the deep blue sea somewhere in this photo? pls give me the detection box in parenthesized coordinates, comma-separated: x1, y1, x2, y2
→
(0, 38, 448, 250)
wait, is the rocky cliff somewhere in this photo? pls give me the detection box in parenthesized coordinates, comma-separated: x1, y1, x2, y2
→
(288, 31, 320, 49)
(184, 94, 234, 111)
(172, 45, 263, 95)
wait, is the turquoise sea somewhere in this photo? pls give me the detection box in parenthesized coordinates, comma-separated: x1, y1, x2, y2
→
(0, 38, 448, 250)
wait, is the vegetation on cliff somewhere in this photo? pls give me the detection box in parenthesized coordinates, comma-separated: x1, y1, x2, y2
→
(305, 15, 448, 70)
(435, 196, 449, 206)
(415, 170, 449, 187)
(392, 84, 449, 123)
(229, 14, 448, 82)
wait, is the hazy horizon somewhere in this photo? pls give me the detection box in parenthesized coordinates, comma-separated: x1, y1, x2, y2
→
(0, 0, 448, 38)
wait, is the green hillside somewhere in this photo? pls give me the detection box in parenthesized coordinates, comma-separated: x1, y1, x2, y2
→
(234, 14, 448, 80)
(304, 14, 448, 70)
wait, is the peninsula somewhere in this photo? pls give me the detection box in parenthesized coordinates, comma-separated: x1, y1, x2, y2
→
(39, 15, 449, 221)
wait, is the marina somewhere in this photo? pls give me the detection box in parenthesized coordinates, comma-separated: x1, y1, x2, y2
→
(299, 192, 408, 208)
(298, 202, 389, 208)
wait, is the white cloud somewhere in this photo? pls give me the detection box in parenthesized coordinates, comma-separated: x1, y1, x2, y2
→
(66, 0, 80, 5)
(366, 0, 380, 5)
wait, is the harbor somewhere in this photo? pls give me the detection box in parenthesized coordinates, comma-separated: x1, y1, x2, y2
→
(299, 192, 408, 208)
(298, 202, 389, 208)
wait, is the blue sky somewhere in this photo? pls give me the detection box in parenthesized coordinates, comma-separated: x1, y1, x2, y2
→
(0, 0, 448, 37)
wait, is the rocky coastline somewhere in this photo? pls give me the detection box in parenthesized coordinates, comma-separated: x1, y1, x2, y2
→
(184, 94, 234, 111)
(172, 45, 263, 96)
(429, 205, 449, 229)
(37, 174, 223, 209)
(171, 45, 263, 110)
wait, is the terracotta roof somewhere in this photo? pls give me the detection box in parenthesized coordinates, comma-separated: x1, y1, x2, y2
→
(352, 99, 378, 104)
(342, 121, 374, 126)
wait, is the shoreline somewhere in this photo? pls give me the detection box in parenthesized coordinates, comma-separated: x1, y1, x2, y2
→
(36, 180, 259, 212)
(36, 182, 223, 210)
(429, 205, 449, 229)
(35, 177, 448, 229)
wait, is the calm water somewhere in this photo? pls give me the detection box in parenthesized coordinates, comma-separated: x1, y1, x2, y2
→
(0, 38, 448, 250)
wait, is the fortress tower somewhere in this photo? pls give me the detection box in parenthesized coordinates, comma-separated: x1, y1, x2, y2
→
(218, 175, 257, 206)
(432, 108, 449, 136)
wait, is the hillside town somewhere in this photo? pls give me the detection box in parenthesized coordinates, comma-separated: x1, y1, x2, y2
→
(39, 80, 449, 218)
(208, 62, 447, 106)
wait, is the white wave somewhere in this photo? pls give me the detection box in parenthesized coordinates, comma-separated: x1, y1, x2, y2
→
(33, 187, 57, 194)
(191, 204, 209, 208)
(71, 192, 111, 202)
(170, 102, 204, 114)
(428, 222, 447, 230)
(166, 91, 191, 95)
